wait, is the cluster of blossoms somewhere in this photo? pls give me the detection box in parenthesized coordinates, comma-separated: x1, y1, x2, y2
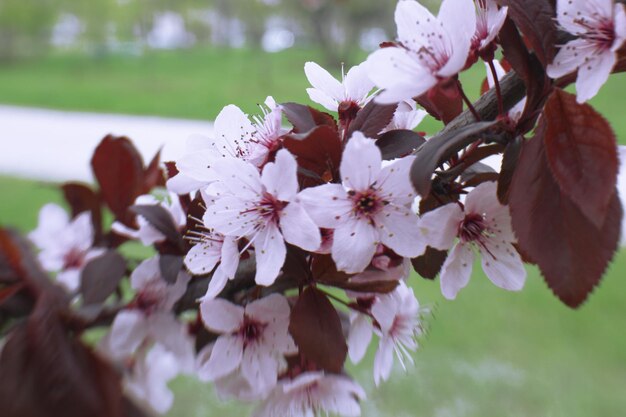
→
(3, 1, 626, 417)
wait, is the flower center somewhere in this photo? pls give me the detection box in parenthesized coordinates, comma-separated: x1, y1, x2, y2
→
(574, 17, 616, 51)
(62, 248, 86, 270)
(349, 190, 384, 219)
(135, 282, 167, 314)
(459, 213, 487, 243)
(240, 316, 266, 348)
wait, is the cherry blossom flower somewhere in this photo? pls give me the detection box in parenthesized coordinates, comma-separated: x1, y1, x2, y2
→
(471, 0, 508, 54)
(168, 97, 285, 194)
(347, 282, 423, 385)
(29, 203, 104, 291)
(253, 372, 366, 417)
(304, 61, 375, 112)
(298, 132, 424, 274)
(379, 99, 427, 134)
(198, 294, 297, 393)
(112, 193, 186, 246)
(185, 229, 240, 299)
(547, 0, 626, 102)
(205, 149, 321, 286)
(124, 344, 181, 415)
(105, 257, 194, 368)
(367, 0, 477, 104)
(418, 181, 526, 299)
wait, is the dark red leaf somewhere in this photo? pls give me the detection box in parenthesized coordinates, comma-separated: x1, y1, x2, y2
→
(0, 283, 25, 306)
(284, 125, 342, 185)
(410, 121, 498, 197)
(143, 149, 165, 190)
(509, 124, 623, 308)
(130, 204, 184, 248)
(91, 136, 145, 224)
(288, 287, 347, 373)
(347, 100, 397, 139)
(80, 250, 126, 305)
(333, 279, 399, 294)
(495, 0, 557, 68)
(376, 129, 426, 160)
(281, 102, 337, 134)
(159, 254, 184, 284)
(61, 182, 103, 241)
(416, 79, 463, 124)
(164, 161, 179, 180)
(312, 254, 352, 285)
(0, 298, 125, 417)
(411, 248, 448, 280)
(543, 89, 619, 228)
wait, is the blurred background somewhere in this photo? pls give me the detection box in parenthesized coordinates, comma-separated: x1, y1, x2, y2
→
(1, 1, 626, 416)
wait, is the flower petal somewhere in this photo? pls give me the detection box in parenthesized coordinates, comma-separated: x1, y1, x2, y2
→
(373, 336, 394, 386)
(201, 335, 244, 381)
(109, 310, 148, 358)
(546, 39, 592, 79)
(480, 242, 526, 292)
(213, 104, 256, 158)
(200, 298, 244, 333)
(440, 243, 474, 299)
(344, 62, 375, 104)
(254, 224, 287, 286)
(341, 132, 382, 191)
(332, 218, 378, 273)
(438, 0, 476, 77)
(418, 203, 464, 251)
(307, 88, 340, 112)
(575, 50, 616, 103)
(377, 205, 425, 258)
(261, 149, 298, 201)
(304, 61, 344, 102)
(297, 184, 352, 228)
(348, 313, 373, 364)
(280, 202, 321, 251)
(185, 240, 222, 275)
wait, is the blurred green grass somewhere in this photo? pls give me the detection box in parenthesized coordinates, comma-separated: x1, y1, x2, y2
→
(1, 49, 626, 416)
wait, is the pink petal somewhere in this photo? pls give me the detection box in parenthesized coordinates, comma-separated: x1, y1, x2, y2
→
(377, 204, 425, 258)
(184, 241, 222, 275)
(348, 313, 373, 364)
(204, 196, 257, 238)
(418, 203, 464, 251)
(280, 202, 321, 251)
(213, 104, 255, 157)
(200, 298, 244, 333)
(373, 336, 394, 386)
(246, 293, 291, 321)
(254, 224, 287, 286)
(341, 132, 382, 191)
(210, 157, 263, 199)
(109, 310, 148, 358)
(203, 335, 244, 381)
(332, 218, 378, 273)
(377, 156, 417, 206)
(241, 345, 280, 391)
(394, 0, 437, 47)
(297, 184, 352, 228)
(148, 313, 195, 372)
(546, 39, 592, 79)
(304, 61, 344, 102)
(306, 88, 339, 112)
(204, 236, 240, 299)
(576, 50, 616, 103)
(166, 172, 207, 194)
(344, 62, 375, 104)
(261, 149, 299, 201)
(615, 3, 626, 43)
(440, 243, 474, 299)
(480, 241, 526, 292)
(438, 0, 476, 77)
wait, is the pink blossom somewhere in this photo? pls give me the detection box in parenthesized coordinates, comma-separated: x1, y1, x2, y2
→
(124, 344, 181, 415)
(367, 0, 477, 104)
(472, 0, 508, 53)
(298, 132, 424, 274)
(105, 257, 194, 369)
(253, 372, 366, 417)
(205, 149, 321, 286)
(379, 99, 427, 134)
(547, 0, 626, 102)
(185, 229, 240, 299)
(347, 282, 424, 386)
(29, 203, 104, 291)
(168, 97, 285, 194)
(198, 294, 297, 393)
(418, 181, 526, 299)
(304, 61, 375, 112)
(112, 193, 186, 246)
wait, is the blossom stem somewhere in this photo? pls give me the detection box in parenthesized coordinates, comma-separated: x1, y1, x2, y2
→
(456, 79, 481, 121)
(487, 60, 504, 116)
(317, 287, 372, 316)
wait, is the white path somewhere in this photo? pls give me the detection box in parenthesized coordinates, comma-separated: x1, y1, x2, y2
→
(0, 105, 213, 182)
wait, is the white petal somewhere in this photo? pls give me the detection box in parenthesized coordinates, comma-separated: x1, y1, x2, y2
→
(373, 336, 394, 386)
(575, 51, 616, 103)
(200, 298, 244, 333)
(261, 149, 298, 201)
(306, 88, 339, 112)
(210, 156, 263, 199)
(129, 257, 161, 291)
(166, 172, 207, 194)
(109, 310, 148, 358)
(254, 224, 287, 286)
(201, 335, 244, 381)
(438, 0, 475, 77)
(148, 313, 195, 372)
(29, 203, 69, 249)
(418, 203, 464, 250)
(377, 155, 417, 206)
(213, 104, 256, 157)
(395, 0, 437, 47)
(204, 196, 257, 238)
(280, 202, 321, 251)
(241, 346, 280, 391)
(344, 62, 375, 104)
(377, 205, 425, 258)
(546, 39, 592, 79)
(304, 61, 344, 102)
(204, 237, 240, 299)
(348, 314, 373, 364)
(480, 242, 526, 292)
(246, 293, 291, 321)
(440, 243, 474, 299)
(615, 4, 626, 44)
(341, 132, 382, 191)
(297, 184, 352, 228)
(185, 241, 222, 275)
(332, 219, 378, 273)
(56, 269, 82, 292)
